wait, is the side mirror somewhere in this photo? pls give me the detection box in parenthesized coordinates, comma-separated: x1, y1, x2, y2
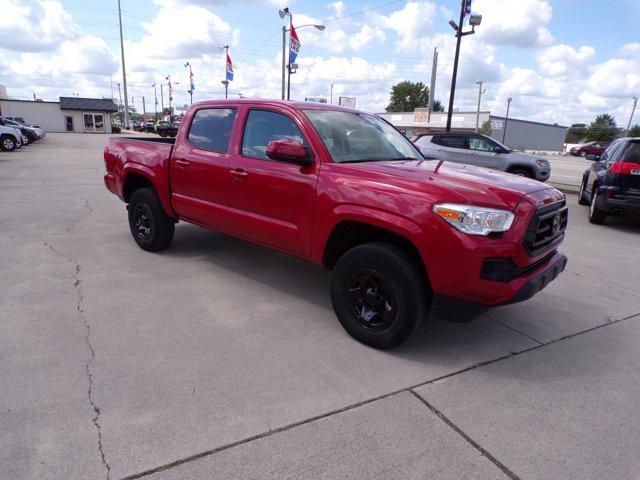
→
(585, 154, 599, 161)
(266, 139, 313, 165)
(493, 146, 504, 153)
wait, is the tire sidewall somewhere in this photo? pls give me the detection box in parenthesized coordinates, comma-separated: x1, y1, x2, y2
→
(1, 136, 16, 151)
(128, 188, 174, 251)
(331, 244, 425, 349)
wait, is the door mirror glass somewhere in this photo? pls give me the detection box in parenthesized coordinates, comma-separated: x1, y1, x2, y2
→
(266, 139, 312, 165)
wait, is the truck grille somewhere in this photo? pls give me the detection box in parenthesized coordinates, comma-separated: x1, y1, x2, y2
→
(525, 200, 568, 256)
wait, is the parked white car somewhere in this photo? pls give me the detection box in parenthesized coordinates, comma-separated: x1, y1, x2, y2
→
(0, 125, 24, 151)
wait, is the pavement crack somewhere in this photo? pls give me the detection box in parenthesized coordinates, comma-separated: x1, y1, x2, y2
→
(408, 390, 521, 480)
(43, 241, 111, 479)
(64, 193, 95, 234)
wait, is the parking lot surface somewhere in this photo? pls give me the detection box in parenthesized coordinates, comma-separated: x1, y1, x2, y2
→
(1, 133, 639, 480)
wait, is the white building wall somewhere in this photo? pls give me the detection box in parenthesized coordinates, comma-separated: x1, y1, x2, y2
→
(0, 100, 66, 132)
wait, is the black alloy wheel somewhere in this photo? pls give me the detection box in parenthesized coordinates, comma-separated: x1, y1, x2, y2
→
(128, 188, 175, 251)
(345, 270, 397, 332)
(133, 203, 153, 241)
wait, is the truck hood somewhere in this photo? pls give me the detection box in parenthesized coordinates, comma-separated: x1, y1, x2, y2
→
(351, 159, 553, 210)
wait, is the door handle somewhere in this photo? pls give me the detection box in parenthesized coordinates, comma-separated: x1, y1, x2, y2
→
(175, 159, 190, 167)
(230, 168, 248, 180)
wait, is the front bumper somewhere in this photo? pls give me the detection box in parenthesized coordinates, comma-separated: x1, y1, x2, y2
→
(432, 252, 567, 322)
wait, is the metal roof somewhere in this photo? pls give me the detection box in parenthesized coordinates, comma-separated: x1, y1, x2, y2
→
(59, 97, 118, 112)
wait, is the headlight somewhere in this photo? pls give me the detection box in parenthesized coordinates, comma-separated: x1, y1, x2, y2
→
(434, 203, 514, 236)
(536, 159, 549, 167)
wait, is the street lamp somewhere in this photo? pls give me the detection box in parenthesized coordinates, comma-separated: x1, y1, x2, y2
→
(502, 97, 512, 143)
(330, 82, 335, 104)
(152, 83, 159, 122)
(279, 7, 325, 100)
(445, 0, 482, 131)
(184, 62, 193, 105)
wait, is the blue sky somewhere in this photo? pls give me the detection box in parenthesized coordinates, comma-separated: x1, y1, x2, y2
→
(1, 0, 639, 125)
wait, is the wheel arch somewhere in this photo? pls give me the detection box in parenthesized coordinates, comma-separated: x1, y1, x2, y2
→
(122, 165, 176, 218)
(506, 164, 535, 177)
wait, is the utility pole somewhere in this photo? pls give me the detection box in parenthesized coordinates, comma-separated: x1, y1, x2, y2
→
(142, 96, 146, 120)
(626, 96, 638, 135)
(152, 83, 158, 122)
(475, 80, 486, 132)
(446, 0, 482, 131)
(117, 82, 123, 125)
(221, 46, 229, 99)
(502, 97, 512, 143)
(131, 96, 135, 113)
(286, 11, 293, 101)
(281, 25, 287, 100)
(160, 84, 165, 119)
(330, 82, 335, 104)
(428, 47, 438, 123)
(117, 0, 130, 129)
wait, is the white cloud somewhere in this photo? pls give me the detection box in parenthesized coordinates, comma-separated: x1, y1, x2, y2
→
(0, 0, 78, 52)
(374, 1, 438, 51)
(587, 58, 640, 99)
(473, 0, 554, 47)
(536, 44, 595, 76)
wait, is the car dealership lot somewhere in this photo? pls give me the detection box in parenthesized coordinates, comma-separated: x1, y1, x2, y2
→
(1, 134, 639, 479)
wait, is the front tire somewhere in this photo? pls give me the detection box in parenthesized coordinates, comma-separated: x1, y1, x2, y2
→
(580, 151, 587, 157)
(330, 243, 428, 349)
(128, 188, 175, 251)
(509, 167, 533, 178)
(588, 189, 606, 224)
(1, 135, 16, 151)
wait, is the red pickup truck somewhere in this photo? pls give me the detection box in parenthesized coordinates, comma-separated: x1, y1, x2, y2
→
(104, 99, 568, 349)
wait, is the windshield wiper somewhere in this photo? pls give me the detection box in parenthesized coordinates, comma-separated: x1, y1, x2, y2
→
(341, 157, 420, 164)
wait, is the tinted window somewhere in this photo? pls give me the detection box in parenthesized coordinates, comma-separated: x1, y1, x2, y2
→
(436, 135, 466, 149)
(469, 136, 495, 151)
(242, 110, 305, 160)
(601, 140, 624, 162)
(188, 108, 236, 153)
(621, 142, 640, 163)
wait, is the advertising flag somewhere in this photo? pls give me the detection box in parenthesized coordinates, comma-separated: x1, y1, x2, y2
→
(226, 54, 234, 81)
(289, 25, 300, 65)
(190, 70, 195, 92)
(464, 0, 472, 16)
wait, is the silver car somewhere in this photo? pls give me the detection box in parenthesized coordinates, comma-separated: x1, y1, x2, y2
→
(414, 133, 550, 181)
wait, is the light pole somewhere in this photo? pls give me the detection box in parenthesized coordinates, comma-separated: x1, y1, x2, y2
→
(152, 83, 158, 122)
(446, 1, 482, 131)
(475, 80, 486, 132)
(165, 75, 178, 122)
(220, 45, 229, 99)
(184, 62, 193, 105)
(117, 0, 130, 129)
(117, 82, 123, 126)
(160, 83, 165, 119)
(279, 8, 325, 100)
(626, 96, 638, 135)
(502, 97, 512, 144)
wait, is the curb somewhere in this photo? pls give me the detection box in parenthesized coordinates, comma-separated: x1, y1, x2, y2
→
(549, 182, 579, 195)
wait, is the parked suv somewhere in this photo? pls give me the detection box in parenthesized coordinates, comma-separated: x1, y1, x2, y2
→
(570, 141, 609, 157)
(414, 132, 550, 181)
(578, 138, 640, 223)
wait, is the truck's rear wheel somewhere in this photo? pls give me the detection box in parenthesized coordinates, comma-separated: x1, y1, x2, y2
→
(128, 188, 175, 251)
(330, 243, 428, 349)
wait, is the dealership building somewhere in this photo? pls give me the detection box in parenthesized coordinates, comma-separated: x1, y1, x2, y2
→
(378, 108, 568, 151)
(0, 87, 118, 133)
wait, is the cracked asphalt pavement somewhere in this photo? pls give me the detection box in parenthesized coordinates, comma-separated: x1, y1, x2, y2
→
(1, 134, 639, 480)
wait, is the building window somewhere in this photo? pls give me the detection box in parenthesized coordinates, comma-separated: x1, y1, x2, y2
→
(83, 113, 105, 133)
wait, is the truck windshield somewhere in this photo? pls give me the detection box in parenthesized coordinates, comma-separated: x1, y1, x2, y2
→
(304, 110, 423, 163)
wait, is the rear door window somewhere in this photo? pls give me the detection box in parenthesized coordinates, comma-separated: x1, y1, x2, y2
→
(188, 108, 237, 153)
(436, 135, 467, 149)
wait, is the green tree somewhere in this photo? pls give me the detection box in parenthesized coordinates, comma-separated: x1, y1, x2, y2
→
(627, 124, 640, 137)
(385, 81, 444, 112)
(478, 119, 492, 136)
(565, 123, 587, 143)
(585, 114, 619, 141)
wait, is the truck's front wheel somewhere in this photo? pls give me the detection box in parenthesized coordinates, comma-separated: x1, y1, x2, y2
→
(330, 243, 428, 349)
(128, 188, 175, 251)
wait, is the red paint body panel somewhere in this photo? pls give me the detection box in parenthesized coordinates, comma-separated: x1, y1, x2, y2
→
(104, 99, 567, 307)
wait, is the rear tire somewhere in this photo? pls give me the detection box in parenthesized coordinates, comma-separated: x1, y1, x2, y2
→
(330, 243, 428, 349)
(578, 175, 590, 206)
(1, 135, 16, 151)
(128, 188, 175, 251)
(580, 151, 587, 157)
(588, 190, 606, 224)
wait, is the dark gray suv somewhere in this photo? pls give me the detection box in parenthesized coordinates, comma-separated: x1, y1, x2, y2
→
(414, 133, 550, 181)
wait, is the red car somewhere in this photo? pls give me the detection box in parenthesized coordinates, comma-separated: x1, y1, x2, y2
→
(570, 141, 610, 157)
(104, 99, 568, 348)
